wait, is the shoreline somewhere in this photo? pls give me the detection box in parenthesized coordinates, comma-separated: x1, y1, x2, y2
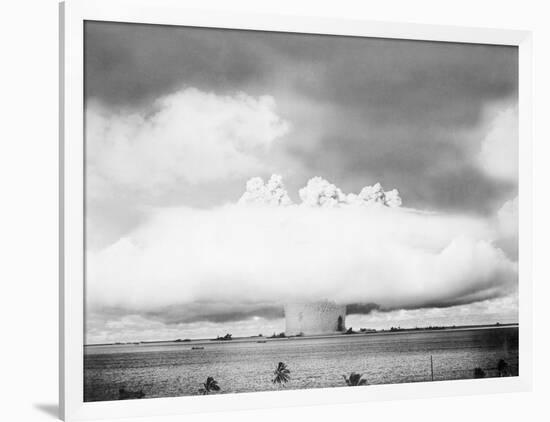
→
(85, 323, 518, 348)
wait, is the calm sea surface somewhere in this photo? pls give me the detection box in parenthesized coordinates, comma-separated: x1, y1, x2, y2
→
(84, 326, 518, 402)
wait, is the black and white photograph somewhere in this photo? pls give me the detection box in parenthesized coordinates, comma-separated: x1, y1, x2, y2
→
(83, 21, 519, 402)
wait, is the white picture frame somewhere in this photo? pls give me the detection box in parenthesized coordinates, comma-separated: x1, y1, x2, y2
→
(60, 0, 533, 420)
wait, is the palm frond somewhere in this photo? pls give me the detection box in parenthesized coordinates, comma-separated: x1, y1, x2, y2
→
(343, 372, 367, 386)
(200, 376, 221, 394)
(272, 362, 291, 384)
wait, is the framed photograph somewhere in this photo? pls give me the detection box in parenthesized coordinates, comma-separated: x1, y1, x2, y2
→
(60, 0, 532, 420)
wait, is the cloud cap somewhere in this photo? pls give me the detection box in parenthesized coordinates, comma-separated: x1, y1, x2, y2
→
(87, 176, 516, 323)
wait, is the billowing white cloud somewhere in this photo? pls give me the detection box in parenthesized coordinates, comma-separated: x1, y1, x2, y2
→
(238, 174, 292, 206)
(299, 176, 347, 207)
(497, 196, 518, 238)
(299, 177, 402, 208)
(86, 88, 290, 197)
(478, 104, 518, 181)
(238, 175, 402, 209)
(350, 184, 402, 207)
(87, 177, 516, 320)
(494, 196, 518, 260)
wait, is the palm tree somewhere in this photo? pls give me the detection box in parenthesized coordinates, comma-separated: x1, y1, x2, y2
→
(343, 372, 368, 386)
(272, 362, 291, 385)
(199, 376, 221, 395)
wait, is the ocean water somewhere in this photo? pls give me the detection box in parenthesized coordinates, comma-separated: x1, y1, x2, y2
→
(84, 326, 518, 402)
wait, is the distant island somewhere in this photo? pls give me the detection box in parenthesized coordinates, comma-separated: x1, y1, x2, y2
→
(84, 322, 518, 347)
(213, 334, 233, 341)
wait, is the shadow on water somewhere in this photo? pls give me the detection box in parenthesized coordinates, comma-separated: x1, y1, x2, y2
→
(33, 403, 59, 419)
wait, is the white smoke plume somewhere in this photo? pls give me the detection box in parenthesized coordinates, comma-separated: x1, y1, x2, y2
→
(349, 183, 402, 207)
(238, 174, 292, 206)
(299, 177, 347, 207)
(87, 175, 516, 321)
(239, 175, 402, 208)
(298, 177, 402, 208)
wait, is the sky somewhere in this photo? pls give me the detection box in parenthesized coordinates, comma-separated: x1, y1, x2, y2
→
(84, 21, 518, 344)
